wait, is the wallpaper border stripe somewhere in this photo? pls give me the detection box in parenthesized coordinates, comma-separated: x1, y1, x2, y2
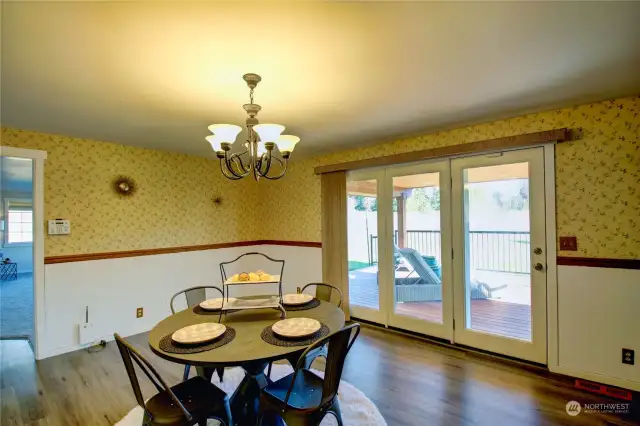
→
(43, 240, 322, 264)
(43, 243, 638, 269)
(556, 256, 640, 270)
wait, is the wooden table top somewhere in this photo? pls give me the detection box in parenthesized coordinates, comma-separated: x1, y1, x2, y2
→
(149, 301, 345, 367)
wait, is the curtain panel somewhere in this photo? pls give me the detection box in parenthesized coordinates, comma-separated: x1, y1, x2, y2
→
(320, 171, 349, 320)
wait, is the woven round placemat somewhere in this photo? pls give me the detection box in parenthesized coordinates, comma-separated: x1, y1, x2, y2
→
(192, 305, 223, 316)
(261, 323, 330, 347)
(159, 327, 236, 354)
(283, 298, 321, 311)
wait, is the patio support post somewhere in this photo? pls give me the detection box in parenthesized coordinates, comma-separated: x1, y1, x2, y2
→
(396, 193, 407, 248)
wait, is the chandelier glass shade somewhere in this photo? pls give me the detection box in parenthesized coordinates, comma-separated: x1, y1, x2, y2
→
(206, 74, 299, 181)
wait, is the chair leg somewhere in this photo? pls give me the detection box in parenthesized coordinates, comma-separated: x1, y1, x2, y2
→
(142, 410, 153, 426)
(222, 399, 233, 426)
(183, 364, 191, 381)
(326, 400, 344, 426)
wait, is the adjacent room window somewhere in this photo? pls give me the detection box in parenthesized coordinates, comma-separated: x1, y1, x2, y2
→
(3, 199, 33, 245)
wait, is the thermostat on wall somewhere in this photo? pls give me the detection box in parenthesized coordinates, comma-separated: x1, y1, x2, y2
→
(48, 219, 71, 235)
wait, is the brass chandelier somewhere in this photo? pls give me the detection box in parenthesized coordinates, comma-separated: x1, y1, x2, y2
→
(206, 73, 299, 181)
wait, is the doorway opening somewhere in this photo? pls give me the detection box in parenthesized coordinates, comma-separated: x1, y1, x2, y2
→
(0, 156, 35, 351)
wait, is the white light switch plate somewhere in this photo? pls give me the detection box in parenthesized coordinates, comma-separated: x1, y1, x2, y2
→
(48, 219, 70, 235)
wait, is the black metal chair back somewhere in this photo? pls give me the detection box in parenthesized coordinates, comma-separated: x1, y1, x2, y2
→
(114, 333, 193, 422)
(170, 286, 224, 314)
(286, 323, 360, 408)
(300, 283, 343, 308)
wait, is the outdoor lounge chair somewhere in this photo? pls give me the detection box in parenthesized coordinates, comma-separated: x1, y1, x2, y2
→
(395, 247, 490, 302)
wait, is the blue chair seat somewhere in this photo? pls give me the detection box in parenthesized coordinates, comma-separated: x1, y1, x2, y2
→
(262, 369, 324, 410)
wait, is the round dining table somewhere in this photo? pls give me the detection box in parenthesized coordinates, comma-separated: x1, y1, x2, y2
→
(149, 300, 345, 426)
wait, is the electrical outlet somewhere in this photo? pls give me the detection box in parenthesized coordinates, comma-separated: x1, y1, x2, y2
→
(622, 348, 634, 365)
(297, 287, 301, 294)
(559, 236, 578, 251)
(136, 307, 144, 318)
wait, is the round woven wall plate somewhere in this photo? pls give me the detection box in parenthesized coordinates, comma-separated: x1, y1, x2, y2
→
(283, 298, 321, 311)
(159, 328, 236, 354)
(261, 323, 330, 347)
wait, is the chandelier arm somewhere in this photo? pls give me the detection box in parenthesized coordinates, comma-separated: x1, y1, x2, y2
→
(229, 148, 251, 173)
(224, 150, 250, 178)
(250, 143, 260, 181)
(230, 154, 250, 175)
(257, 152, 272, 176)
(219, 159, 243, 180)
(256, 155, 288, 180)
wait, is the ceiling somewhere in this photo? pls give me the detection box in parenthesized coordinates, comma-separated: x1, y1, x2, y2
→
(1, 157, 33, 194)
(2, 2, 639, 160)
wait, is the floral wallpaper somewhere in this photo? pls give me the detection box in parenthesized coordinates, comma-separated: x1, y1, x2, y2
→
(258, 96, 640, 259)
(2, 95, 638, 259)
(1, 127, 259, 256)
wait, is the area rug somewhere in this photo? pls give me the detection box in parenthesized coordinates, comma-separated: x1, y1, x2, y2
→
(116, 364, 386, 425)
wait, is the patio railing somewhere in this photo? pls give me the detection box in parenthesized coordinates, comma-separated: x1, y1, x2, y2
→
(369, 230, 530, 274)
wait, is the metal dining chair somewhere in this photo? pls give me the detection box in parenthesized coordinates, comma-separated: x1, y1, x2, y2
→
(297, 283, 344, 369)
(169, 286, 224, 381)
(257, 323, 360, 426)
(114, 334, 233, 426)
(300, 283, 343, 308)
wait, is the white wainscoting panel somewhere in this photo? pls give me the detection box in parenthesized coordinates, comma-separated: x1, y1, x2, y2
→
(556, 265, 640, 390)
(41, 244, 322, 359)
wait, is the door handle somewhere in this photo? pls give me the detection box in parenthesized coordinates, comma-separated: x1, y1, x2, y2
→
(533, 263, 544, 271)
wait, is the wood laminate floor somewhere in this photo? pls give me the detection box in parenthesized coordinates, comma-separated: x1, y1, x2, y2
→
(1, 328, 637, 426)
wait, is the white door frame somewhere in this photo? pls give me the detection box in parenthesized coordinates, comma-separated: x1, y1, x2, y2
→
(544, 144, 559, 369)
(451, 147, 548, 364)
(0, 145, 47, 360)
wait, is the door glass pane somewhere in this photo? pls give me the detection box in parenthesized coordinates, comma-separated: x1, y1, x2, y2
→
(347, 179, 379, 310)
(462, 163, 531, 341)
(392, 172, 442, 323)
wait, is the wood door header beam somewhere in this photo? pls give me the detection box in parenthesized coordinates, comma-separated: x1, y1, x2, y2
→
(314, 128, 570, 174)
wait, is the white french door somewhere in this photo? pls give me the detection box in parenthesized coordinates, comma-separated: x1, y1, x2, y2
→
(451, 148, 547, 363)
(346, 169, 386, 325)
(380, 161, 453, 339)
(346, 147, 549, 364)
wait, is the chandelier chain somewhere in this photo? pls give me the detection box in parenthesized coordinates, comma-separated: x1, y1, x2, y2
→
(249, 88, 255, 104)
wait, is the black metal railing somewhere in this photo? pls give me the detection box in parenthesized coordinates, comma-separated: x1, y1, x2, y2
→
(369, 230, 530, 274)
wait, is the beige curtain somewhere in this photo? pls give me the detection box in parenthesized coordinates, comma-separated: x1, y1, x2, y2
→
(320, 171, 349, 320)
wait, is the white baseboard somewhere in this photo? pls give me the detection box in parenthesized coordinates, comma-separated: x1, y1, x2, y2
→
(38, 334, 114, 359)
